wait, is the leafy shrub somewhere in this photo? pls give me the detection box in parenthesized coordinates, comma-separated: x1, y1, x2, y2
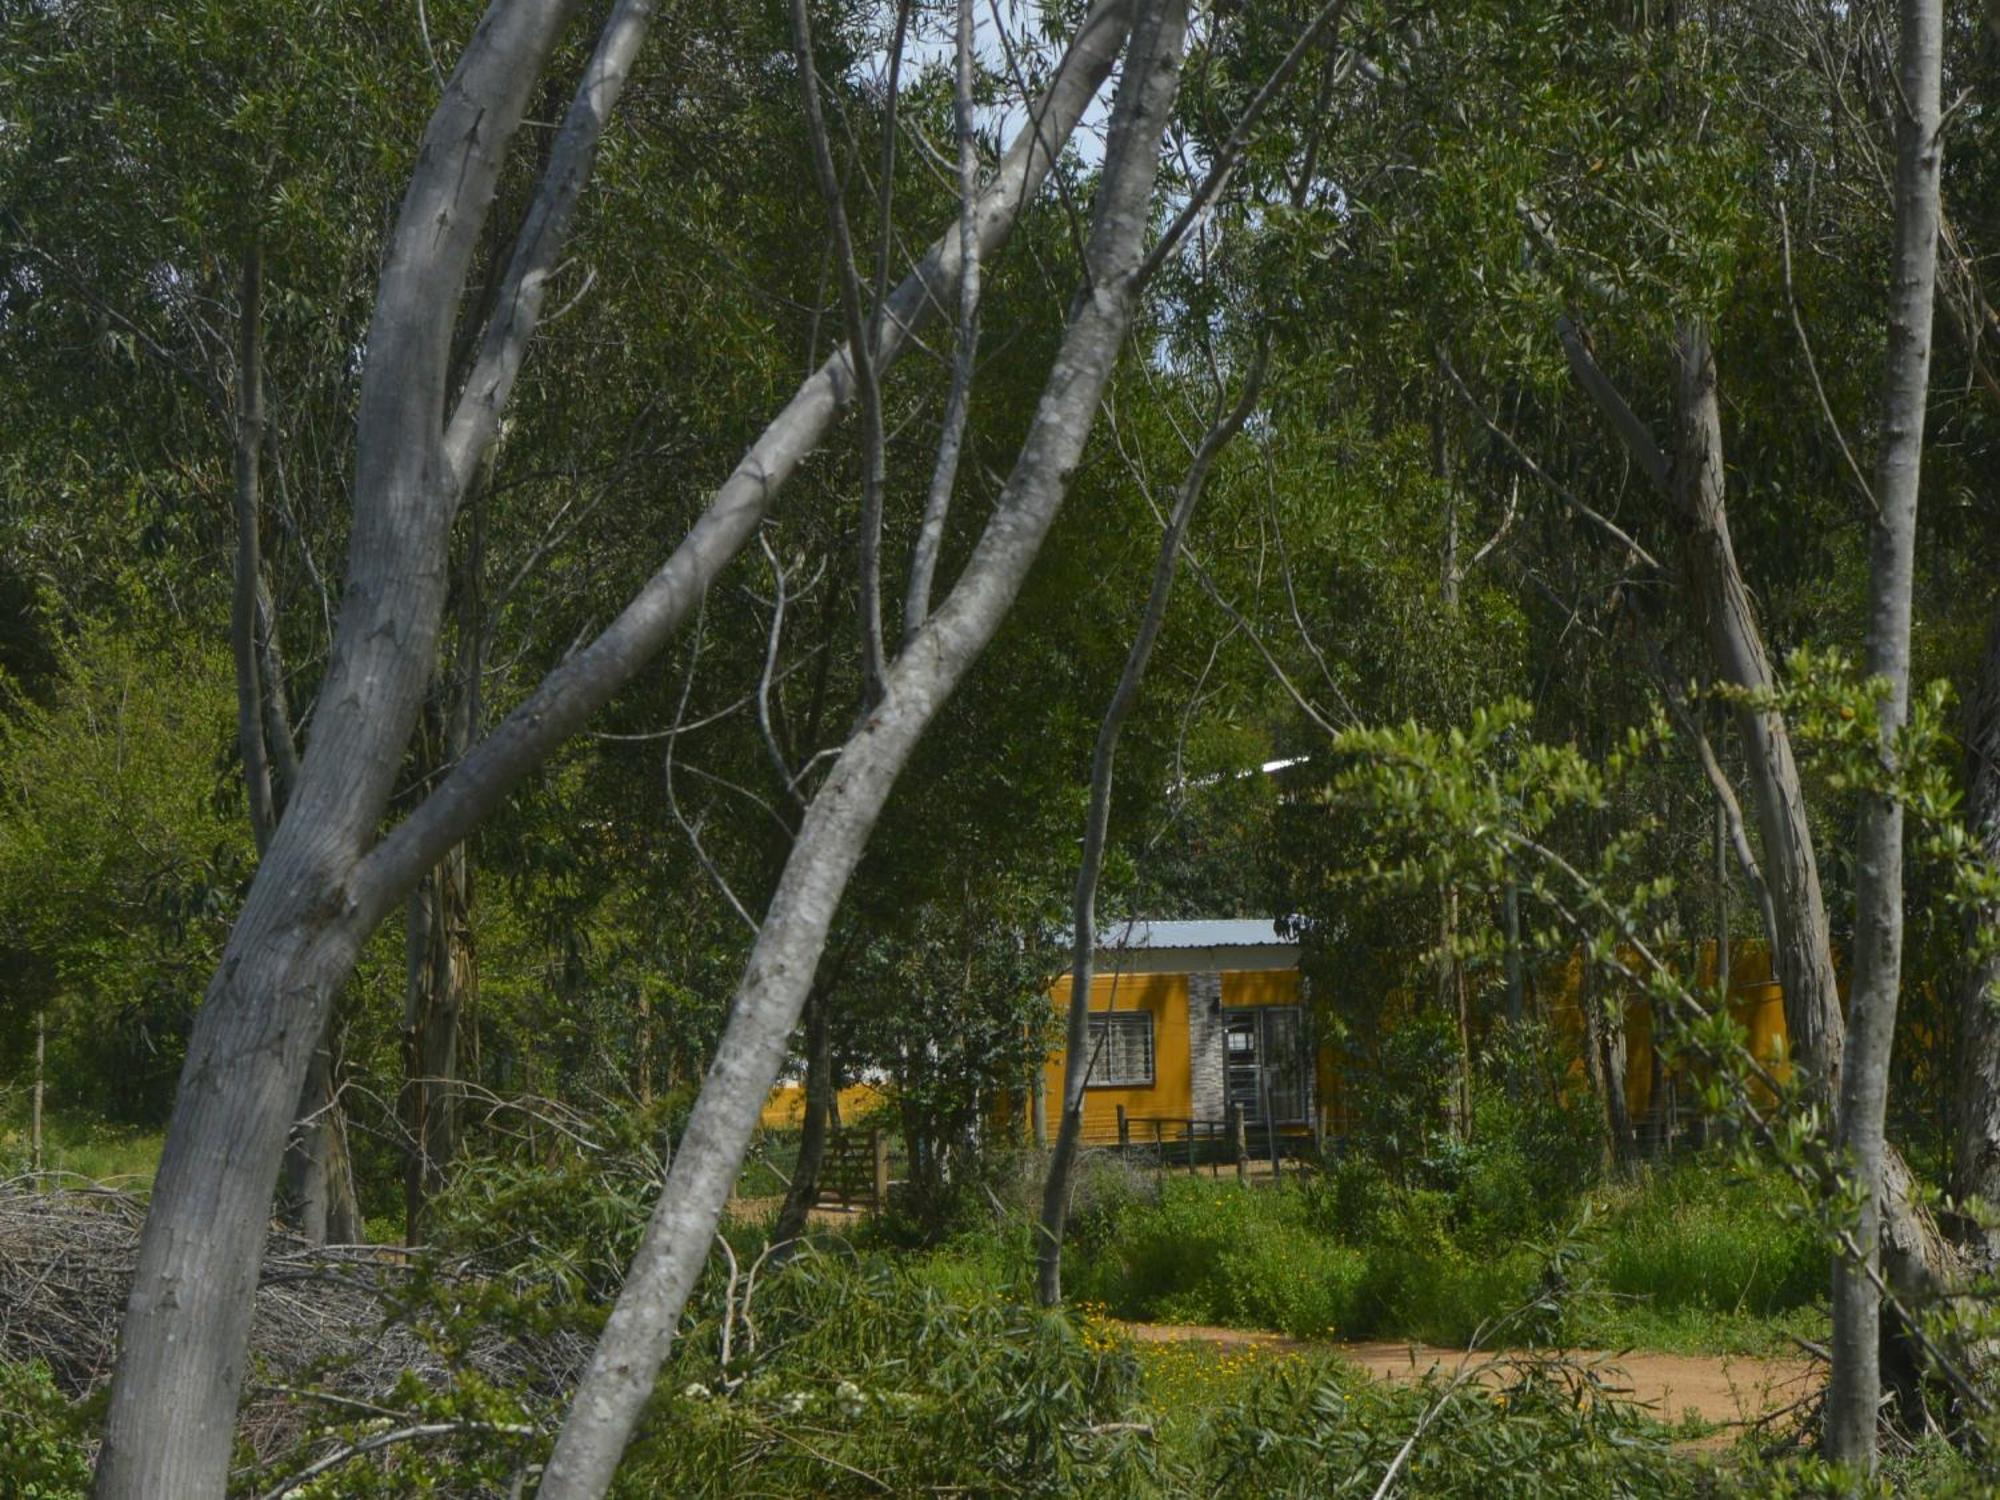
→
(1183, 1353, 1697, 1498)
(619, 1249, 1149, 1497)
(0, 1360, 91, 1499)
(1595, 1159, 1822, 1317)
(1075, 1181, 1369, 1339)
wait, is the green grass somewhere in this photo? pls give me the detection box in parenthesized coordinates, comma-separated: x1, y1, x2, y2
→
(0, 1099, 163, 1186)
(1057, 1154, 1827, 1356)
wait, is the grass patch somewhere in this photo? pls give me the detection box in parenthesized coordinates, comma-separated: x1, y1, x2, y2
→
(1064, 1153, 1826, 1356)
(0, 1101, 162, 1186)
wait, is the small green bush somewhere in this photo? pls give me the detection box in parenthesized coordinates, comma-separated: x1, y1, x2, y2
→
(1075, 1181, 1368, 1339)
(620, 1249, 1149, 1497)
(0, 1360, 92, 1499)
(1183, 1353, 1697, 1498)
(1595, 1160, 1822, 1317)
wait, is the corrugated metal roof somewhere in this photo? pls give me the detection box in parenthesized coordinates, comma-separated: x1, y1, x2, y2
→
(1087, 918, 1293, 951)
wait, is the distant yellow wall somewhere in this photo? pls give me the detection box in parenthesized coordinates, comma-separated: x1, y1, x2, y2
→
(1548, 942, 1792, 1112)
(1043, 971, 1191, 1140)
(760, 1081, 889, 1130)
(1221, 970, 1301, 1008)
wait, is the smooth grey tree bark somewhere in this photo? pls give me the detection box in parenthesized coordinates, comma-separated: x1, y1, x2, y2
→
(904, 0, 982, 639)
(1561, 314, 1947, 1321)
(1038, 348, 1265, 1306)
(97, 3, 1132, 1491)
(535, 7, 1187, 1491)
(95, 5, 644, 1491)
(1827, 0, 1942, 1467)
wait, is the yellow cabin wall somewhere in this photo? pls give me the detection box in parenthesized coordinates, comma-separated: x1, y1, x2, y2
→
(998, 940, 1795, 1144)
(1043, 972, 1192, 1140)
(1221, 970, 1301, 1008)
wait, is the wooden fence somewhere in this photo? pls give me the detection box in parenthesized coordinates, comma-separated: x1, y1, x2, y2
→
(1080, 1104, 1307, 1181)
(813, 1126, 892, 1213)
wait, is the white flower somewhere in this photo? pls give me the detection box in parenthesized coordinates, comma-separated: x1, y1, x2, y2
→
(779, 1391, 808, 1416)
(682, 1382, 710, 1401)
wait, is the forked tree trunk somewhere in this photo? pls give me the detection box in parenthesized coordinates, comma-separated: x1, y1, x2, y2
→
(1038, 341, 1263, 1306)
(537, 10, 1185, 1489)
(97, 0, 1123, 1489)
(95, 7, 639, 1492)
(1827, 0, 1941, 1467)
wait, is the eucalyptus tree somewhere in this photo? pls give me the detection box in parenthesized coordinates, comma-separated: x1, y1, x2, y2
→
(85, 0, 1152, 1488)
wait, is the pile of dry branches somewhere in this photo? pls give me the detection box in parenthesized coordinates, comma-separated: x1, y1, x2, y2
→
(0, 1175, 590, 1469)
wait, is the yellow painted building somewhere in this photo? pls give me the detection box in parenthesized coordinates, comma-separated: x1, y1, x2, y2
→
(1030, 918, 1795, 1145)
(1034, 920, 1318, 1145)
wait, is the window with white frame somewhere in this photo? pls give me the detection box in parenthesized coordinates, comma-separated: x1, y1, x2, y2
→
(1084, 1011, 1154, 1088)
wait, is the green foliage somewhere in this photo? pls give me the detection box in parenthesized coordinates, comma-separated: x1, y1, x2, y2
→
(619, 1250, 1151, 1498)
(0, 623, 250, 1124)
(0, 1361, 92, 1499)
(1189, 1355, 1696, 1499)
(1594, 1160, 1823, 1321)
(0, 1099, 163, 1185)
(1071, 1153, 1825, 1357)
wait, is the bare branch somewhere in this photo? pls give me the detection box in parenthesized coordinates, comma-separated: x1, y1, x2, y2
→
(443, 0, 657, 494)
(791, 0, 890, 702)
(903, 0, 985, 639)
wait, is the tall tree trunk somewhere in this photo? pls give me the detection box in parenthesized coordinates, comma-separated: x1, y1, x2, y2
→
(1038, 338, 1263, 1306)
(233, 239, 360, 1246)
(1562, 310, 1951, 1360)
(1663, 320, 1846, 1105)
(96, 8, 637, 1491)
(403, 489, 486, 1244)
(1827, 0, 1942, 1466)
(1954, 604, 2000, 1268)
(771, 984, 834, 1248)
(97, 0, 1111, 1486)
(278, 1032, 361, 1244)
(539, 11, 1184, 1487)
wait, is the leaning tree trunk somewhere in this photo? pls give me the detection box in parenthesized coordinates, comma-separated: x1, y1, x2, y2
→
(536, 10, 1185, 1490)
(1038, 342, 1264, 1306)
(1955, 603, 2000, 1269)
(1562, 311, 1951, 1333)
(771, 983, 835, 1249)
(1827, 0, 1942, 1467)
(1663, 322, 1846, 1102)
(96, 0, 1122, 1489)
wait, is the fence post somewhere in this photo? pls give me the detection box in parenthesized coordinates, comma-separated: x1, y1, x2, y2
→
(1261, 1072, 1283, 1185)
(1232, 1103, 1247, 1183)
(1116, 1105, 1129, 1151)
(871, 1128, 890, 1214)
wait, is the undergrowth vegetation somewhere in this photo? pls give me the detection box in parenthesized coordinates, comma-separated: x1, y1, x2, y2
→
(1067, 1149, 1827, 1355)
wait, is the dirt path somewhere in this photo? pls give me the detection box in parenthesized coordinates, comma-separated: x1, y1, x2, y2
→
(1117, 1321, 1818, 1430)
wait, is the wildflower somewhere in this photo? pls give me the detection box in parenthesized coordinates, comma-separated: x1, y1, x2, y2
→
(682, 1382, 710, 1401)
(779, 1391, 807, 1416)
